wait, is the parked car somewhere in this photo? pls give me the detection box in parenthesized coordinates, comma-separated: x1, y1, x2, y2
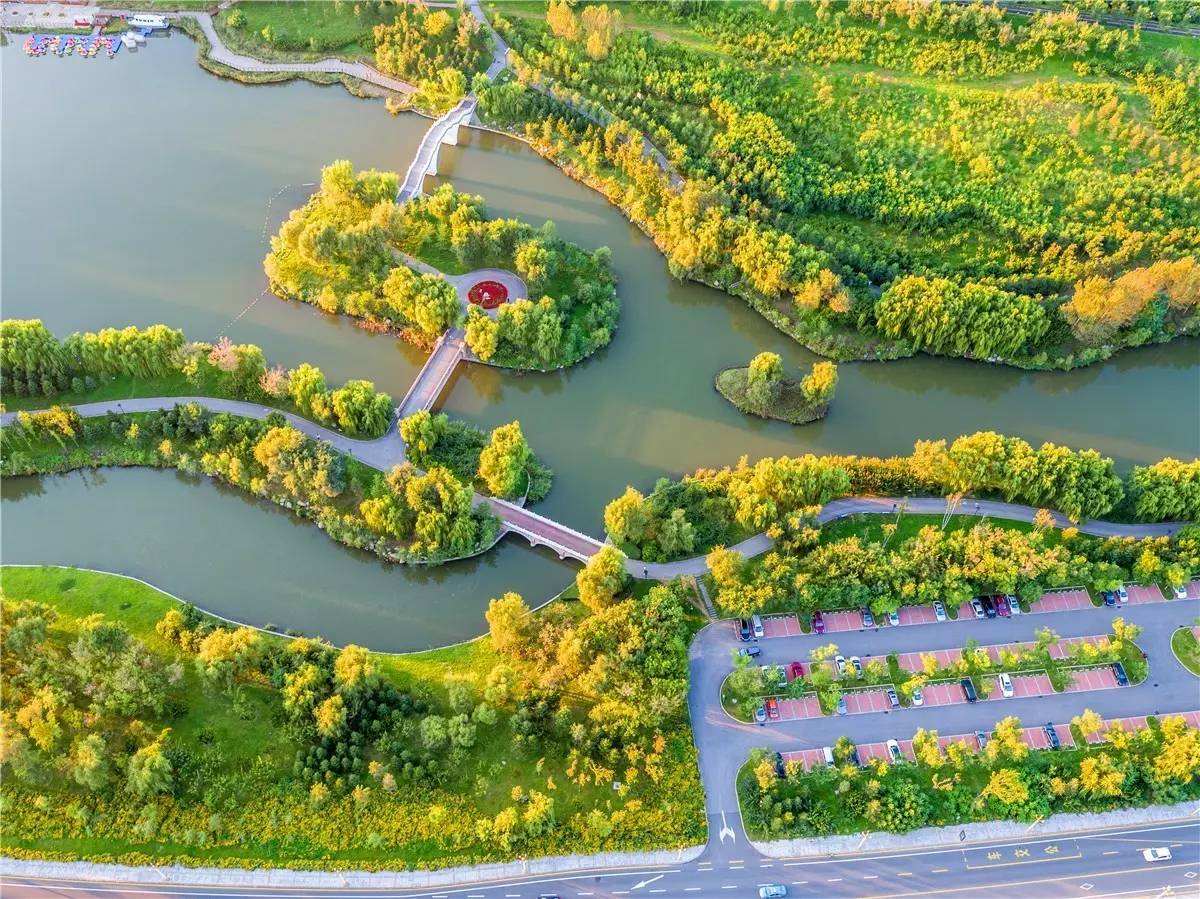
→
(1142, 847, 1172, 863)
(754, 705, 767, 723)
(911, 688, 924, 707)
(886, 687, 900, 708)
(1174, 584, 1189, 600)
(1113, 661, 1129, 686)
(737, 618, 752, 641)
(933, 601, 948, 622)
(773, 752, 786, 777)
(861, 608, 875, 628)
(836, 695, 848, 716)
(999, 672, 1014, 698)
(752, 614, 765, 639)
(760, 664, 776, 685)
(886, 738, 902, 763)
(981, 595, 997, 618)
(739, 645, 762, 659)
(1007, 594, 1021, 615)
(849, 746, 862, 767)
(822, 746, 835, 766)
(812, 611, 826, 634)
(994, 594, 1011, 617)
(775, 666, 788, 689)
(971, 598, 986, 619)
(888, 610, 900, 627)
(1102, 590, 1116, 607)
(788, 661, 804, 681)
(759, 885, 787, 899)
(766, 697, 780, 720)
(835, 654, 847, 676)
(975, 730, 989, 750)
(850, 655, 864, 678)
(1117, 584, 1129, 603)
(1045, 722, 1061, 749)
(961, 678, 978, 703)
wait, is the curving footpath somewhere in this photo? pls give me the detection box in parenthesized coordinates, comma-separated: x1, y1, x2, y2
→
(100, 7, 418, 94)
(2, 398, 1187, 575)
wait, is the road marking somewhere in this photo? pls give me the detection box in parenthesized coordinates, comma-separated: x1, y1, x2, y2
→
(631, 874, 665, 890)
(648, 890, 666, 894)
(1103, 850, 1118, 856)
(898, 871, 913, 876)
(721, 886, 737, 890)
(828, 877, 844, 882)
(684, 889, 701, 892)
(863, 874, 878, 879)
(792, 881, 808, 886)
(719, 810, 737, 844)
(932, 867, 949, 873)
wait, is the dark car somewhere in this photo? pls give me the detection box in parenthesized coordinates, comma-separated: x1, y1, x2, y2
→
(738, 618, 752, 641)
(848, 746, 862, 767)
(980, 595, 997, 618)
(812, 611, 825, 634)
(994, 594, 1011, 617)
(739, 645, 762, 659)
(1102, 590, 1116, 607)
(975, 730, 989, 750)
(961, 678, 978, 703)
(886, 687, 900, 709)
(789, 661, 805, 681)
(773, 751, 786, 777)
(1113, 661, 1129, 686)
(861, 608, 875, 628)
(1045, 722, 1061, 750)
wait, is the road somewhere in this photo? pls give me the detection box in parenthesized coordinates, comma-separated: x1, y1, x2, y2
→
(4, 817, 1198, 898)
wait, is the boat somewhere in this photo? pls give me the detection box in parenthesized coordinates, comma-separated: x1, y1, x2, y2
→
(126, 14, 169, 31)
(121, 33, 137, 49)
(127, 30, 146, 44)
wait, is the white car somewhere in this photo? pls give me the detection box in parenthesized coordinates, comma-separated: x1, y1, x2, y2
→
(911, 688, 924, 707)
(886, 738, 902, 763)
(835, 655, 847, 676)
(933, 601, 947, 622)
(888, 610, 900, 627)
(1174, 584, 1189, 600)
(1142, 846, 1172, 862)
(999, 672, 1014, 698)
(1007, 594, 1021, 615)
(971, 598, 985, 619)
(1117, 584, 1129, 603)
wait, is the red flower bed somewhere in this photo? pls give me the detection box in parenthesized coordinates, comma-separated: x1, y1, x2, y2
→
(468, 280, 509, 310)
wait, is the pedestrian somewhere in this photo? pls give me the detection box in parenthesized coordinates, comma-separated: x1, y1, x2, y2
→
(643, 566, 649, 577)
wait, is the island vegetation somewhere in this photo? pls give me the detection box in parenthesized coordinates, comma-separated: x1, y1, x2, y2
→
(475, 0, 1200, 369)
(715, 352, 837, 424)
(0, 320, 393, 439)
(740, 710, 1200, 837)
(265, 163, 619, 370)
(0, 566, 704, 869)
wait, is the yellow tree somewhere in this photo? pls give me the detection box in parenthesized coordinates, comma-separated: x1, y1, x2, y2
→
(987, 716, 1029, 763)
(980, 768, 1029, 806)
(1079, 752, 1124, 798)
(1154, 717, 1200, 784)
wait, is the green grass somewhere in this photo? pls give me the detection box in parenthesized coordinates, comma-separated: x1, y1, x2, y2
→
(213, 1, 396, 63)
(817, 513, 1037, 547)
(2, 372, 194, 412)
(1171, 627, 1200, 677)
(714, 368, 827, 425)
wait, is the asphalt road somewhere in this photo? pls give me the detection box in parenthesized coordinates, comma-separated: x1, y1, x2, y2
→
(4, 819, 1198, 898)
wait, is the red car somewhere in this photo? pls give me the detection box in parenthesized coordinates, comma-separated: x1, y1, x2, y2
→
(788, 661, 804, 681)
(812, 611, 825, 634)
(766, 697, 780, 720)
(994, 594, 1011, 617)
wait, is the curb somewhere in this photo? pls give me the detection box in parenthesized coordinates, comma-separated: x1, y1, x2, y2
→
(751, 799, 1200, 859)
(0, 846, 705, 889)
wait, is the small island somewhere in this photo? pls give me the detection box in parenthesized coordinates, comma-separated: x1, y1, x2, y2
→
(715, 353, 837, 425)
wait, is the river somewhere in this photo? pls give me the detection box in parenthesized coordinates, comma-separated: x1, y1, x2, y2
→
(3, 36, 1197, 646)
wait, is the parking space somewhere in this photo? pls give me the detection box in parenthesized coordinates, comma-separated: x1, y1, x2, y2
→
(1186, 579, 1200, 600)
(818, 610, 868, 633)
(1021, 723, 1075, 750)
(897, 647, 961, 673)
(1125, 582, 1166, 604)
(1031, 587, 1092, 614)
(987, 672, 1054, 699)
(782, 748, 830, 771)
(920, 681, 967, 707)
(957, 601, 978, 620)
(856, 739, 916, 763)
(774, 695, 822, 721)
(897, 605, 939, 626)
(843, 688, 893, 715)
(1064, 666, 1119, 692)
(761, 614, 802, 638)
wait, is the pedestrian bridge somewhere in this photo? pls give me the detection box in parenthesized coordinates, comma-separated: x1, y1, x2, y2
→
(395, 329, 467, 420)
(397, 97, 477, 202)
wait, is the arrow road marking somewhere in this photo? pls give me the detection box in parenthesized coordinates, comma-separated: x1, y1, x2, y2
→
(719, 810, 737, 844)
(631, 874, 665, 891)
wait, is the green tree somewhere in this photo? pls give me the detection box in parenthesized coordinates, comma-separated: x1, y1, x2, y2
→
(745, 351, 783, 412)
(478, 421, 533, 499)
(604, 486, 649, 545)
(658, 508, 696, 556)
(125, 730, 173, 798)
(486, 592, 533, 657)
(398, 410, 447, 467)
(576, 546, 629, 612)
(800, 361, 838, 408)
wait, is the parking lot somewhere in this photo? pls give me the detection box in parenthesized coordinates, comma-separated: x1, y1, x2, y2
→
(919, 681, 966, 707)
(1032, 587, 1093, 613)
(1064, 666, 1120, 692)
(761, 614, 803, 638)
(1125, 582, 1166, 604)
(897, 647, 961, 673)
(1023, 723, 1075, 750)
(817, 610, 868, 633)
(1186, 579, 1200, 600)
(1083, 710, 1200, 743)
(842, 688, 893, 715)
(1049, 634, 1111, 658)
(896, 605, 939, 626)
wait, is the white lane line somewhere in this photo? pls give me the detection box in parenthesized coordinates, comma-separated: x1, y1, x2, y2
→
(898, 871, 914, 876)
(1103, 850, 1119, 856)
(932, 867, 950, 873)
(722, 886, 738, 890)
(863, 874, 878, 879)
(828, 877, 843, 882)
(684, 889, 701, 893)
(792, 881, 809, 886)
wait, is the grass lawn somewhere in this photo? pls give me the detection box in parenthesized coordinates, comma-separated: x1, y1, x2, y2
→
(817, 513, 1037, 547)
(2, 372, 194, 413)
(1171, 627, 1200, 677)
(214, 1, 396, 63)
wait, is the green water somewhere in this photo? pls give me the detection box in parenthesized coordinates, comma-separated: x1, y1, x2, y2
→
(2, 38, 1197, 646)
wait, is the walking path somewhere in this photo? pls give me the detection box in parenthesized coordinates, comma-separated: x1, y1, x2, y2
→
(2, 399, 1186, 574)
(97, 7, 419, 94)
(395, 328, 467, 420)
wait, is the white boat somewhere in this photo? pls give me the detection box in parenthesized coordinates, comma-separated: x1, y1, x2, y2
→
(121, 32, 137, 49)
(127, 14, 169, 30)
(126, 29, 146, 44)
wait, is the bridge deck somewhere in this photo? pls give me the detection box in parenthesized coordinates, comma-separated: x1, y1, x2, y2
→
(396, 330, 466, 420)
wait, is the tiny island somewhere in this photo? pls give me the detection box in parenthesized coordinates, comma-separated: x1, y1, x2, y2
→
(716, 352, 838, 425)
